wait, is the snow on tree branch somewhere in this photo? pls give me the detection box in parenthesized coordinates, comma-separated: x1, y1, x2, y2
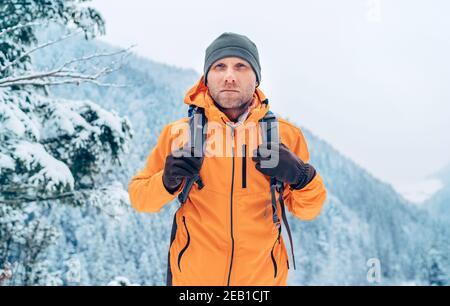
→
(0, 30, 82, 74)
(0, 35, 134, 88)
(0, 21, 43, 38)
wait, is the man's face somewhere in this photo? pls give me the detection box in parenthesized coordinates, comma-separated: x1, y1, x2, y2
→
(206, 57, 258, 109)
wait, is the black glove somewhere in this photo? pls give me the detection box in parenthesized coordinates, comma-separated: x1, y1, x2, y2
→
(252, 142, 316, 190)
(162, 147, 203, 194)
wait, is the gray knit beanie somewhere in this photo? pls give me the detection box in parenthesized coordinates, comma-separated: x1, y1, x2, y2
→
(204, 32, 261, 85)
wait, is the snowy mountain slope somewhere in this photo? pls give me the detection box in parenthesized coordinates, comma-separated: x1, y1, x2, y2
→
(290, 128, 447, 284)
(425, 164, 450, 223)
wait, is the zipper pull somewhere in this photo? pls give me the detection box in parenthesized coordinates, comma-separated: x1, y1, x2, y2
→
(230, 126, 236, 157)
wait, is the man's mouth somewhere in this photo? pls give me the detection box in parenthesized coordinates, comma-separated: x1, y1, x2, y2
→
(221, 90, 239, 93)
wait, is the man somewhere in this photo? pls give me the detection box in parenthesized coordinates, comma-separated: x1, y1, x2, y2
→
(128, 32, 327, 286)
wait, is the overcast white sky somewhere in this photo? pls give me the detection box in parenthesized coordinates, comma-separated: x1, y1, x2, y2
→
(90, 0, 450, 200)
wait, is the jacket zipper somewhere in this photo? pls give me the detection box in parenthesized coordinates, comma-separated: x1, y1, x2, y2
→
(242, 144, 247, 188)
(227, 127, 236, 286)
(177, 216, 190, 272)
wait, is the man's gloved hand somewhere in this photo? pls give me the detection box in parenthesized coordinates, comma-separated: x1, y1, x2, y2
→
(252, 142, 316, 190)
(162, 147, 203, 194)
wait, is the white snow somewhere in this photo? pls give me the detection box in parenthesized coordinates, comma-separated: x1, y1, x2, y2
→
(0, 100, 28, 138)
(13, 141, 75, 191)
(84, 181, 129, 219)
(40, 98, 101, 140)
(0, 152, 15, 170)
(93, 107, 124, 135)
(73, 99, 126, 137)
(0, 90, 41, 140)
(40, 98, 127, 149)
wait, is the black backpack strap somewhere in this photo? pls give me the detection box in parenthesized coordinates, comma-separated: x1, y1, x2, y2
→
(259, 107, 296, 270)
(277, 182, 296, 270)
(260, 110, 281, 225)
(177, 106, 206, 205)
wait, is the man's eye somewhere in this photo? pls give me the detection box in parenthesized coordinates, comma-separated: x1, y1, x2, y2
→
(215, 64, 225, 68)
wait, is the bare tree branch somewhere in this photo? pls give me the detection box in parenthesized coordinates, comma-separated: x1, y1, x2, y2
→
(0, 79, 131, 88)
(56, 45, 136, 71)
(0, 30, 83, 74)
(0, 45, 134, 88)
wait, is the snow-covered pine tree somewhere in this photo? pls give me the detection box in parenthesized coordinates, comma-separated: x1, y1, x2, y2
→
(423, 228, 450, 286)
(0, 0, 132, 285)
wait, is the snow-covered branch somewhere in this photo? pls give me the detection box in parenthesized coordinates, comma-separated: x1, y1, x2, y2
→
(0, 191, 74, 204)
(0, 30, 82, 74)
(0, 186, 127, 218)
(57, 46, 136, 70)
(0, 46, 134, 88)
(0, 188, 91, 205)
(0, 21, 43, 37)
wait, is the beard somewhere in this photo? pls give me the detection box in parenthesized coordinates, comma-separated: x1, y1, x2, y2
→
(213, 95, 253, 113)
(212, 90, 253, 110)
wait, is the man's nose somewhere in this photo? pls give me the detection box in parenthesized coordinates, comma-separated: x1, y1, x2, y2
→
(224, 68, 237, 84)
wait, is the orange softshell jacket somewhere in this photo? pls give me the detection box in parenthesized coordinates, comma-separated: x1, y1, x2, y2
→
(128, 76, 327, 286)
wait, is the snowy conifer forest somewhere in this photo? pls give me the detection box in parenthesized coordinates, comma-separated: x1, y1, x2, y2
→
(1, 0, 449, 285)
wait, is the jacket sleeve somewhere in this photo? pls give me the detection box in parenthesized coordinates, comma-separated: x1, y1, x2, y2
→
(282, 128, 327, 221)
(128, 124, 184, 213)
